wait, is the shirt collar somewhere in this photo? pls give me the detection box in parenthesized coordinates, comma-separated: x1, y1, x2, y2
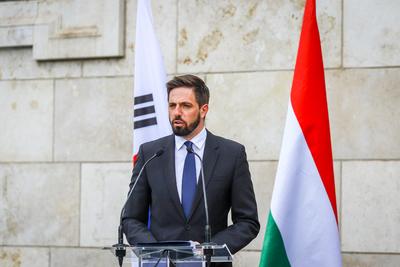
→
(175, 127, 207, 151)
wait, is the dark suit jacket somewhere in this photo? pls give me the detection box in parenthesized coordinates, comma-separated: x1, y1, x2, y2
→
(122, 131, 260, 266)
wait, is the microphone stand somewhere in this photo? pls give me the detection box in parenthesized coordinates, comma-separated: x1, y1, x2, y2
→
(113, 150, 164, 267)
(186, 147, 213, 267)
(113, 229, 127, 267)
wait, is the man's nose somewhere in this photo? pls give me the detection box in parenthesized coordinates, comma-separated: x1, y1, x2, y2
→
(173, 105, 183, 115)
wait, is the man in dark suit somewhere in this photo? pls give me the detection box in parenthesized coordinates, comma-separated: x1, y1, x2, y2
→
(123, 75, 259, 266)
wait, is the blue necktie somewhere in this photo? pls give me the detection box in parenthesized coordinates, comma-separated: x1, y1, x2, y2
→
(182, 141, 196, 219)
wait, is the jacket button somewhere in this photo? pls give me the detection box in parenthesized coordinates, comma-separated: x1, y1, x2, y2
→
(185, 224, 191, 231)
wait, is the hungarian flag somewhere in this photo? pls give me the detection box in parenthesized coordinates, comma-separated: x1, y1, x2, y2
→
(259, 0, 342, 266)
(133, 0, 171, 163)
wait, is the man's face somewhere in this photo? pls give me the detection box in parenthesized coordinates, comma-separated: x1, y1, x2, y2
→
(168, 87, 208, 139)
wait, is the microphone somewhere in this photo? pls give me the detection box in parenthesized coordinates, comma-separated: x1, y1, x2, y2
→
(114, 149, 164, 267)
(186, 146, 213, 266)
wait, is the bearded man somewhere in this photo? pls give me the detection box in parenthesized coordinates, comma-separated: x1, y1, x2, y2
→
(122, 75, 260, 267)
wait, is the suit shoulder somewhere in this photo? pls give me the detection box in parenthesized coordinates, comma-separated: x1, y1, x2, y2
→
(209, 132, 245, 151)
(140, 134, 173, 152)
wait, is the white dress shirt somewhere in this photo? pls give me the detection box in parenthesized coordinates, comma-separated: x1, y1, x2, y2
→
(174, 127, 207, 202)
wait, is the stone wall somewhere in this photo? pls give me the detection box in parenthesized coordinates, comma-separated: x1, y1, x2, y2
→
(1, 0, 399, 266)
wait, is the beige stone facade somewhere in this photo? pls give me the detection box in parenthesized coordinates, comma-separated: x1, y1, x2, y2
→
(1, 0, 399, 266)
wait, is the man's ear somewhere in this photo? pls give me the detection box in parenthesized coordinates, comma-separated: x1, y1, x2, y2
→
(200, 104, 209, 119)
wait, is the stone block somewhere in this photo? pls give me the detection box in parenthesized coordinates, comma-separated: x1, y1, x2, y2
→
(80, 163, 131, 247)
(0, 163, 80, 246)
(0, 1, 37, 48)
(343, 253, 400, 267)
(33, 0, 124, 60)
(326, 69, 400, 159)
(54, 78, 133, 161)
(0, 26, 33, 48)
(82, 0, 177, 77)
(245, 161, 277, 250)
(147, 0, 177, 74)
(178, 0, 341, 72)
(206, 72, 292, 160)
(0, 80, 53, 162)
(344, 0, 400, 67)
(50, 247, 116, 267)
(333, 161, 341, 225)
(0, 247, 49, 267)
(233, 250, 260, 267)
(0, 48, 81, 80)
(342, 161, 400, 253)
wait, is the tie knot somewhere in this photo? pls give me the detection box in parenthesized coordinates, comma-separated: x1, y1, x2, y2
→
(184, 141, 193, 151)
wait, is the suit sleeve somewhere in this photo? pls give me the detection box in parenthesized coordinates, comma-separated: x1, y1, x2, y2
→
(122, 145, 157, 244)
(211, 145, 260, 254)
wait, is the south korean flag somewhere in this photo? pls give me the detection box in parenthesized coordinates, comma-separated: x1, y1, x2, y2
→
(133, 0, 171, 164)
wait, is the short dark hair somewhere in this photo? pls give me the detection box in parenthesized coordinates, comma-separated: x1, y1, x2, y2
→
(166, 74, 210, 106)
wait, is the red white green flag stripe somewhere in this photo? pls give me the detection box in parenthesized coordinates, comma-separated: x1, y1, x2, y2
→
(259, 0, 342, 266)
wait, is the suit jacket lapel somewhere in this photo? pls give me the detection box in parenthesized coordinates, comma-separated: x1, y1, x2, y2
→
(163, 135, 186, 221)
(188, 131, 219, 220)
